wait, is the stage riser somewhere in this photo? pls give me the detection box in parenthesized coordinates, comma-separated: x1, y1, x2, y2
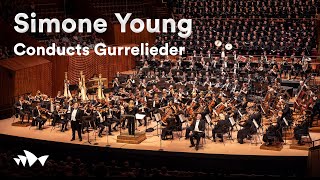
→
(117, 133, 147, 144)
(260, 143, 283, 151)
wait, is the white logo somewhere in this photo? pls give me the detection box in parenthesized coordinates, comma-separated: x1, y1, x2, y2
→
(13, 150, 49, 167)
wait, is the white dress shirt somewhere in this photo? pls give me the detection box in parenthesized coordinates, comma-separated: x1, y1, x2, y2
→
(71, 109, 78, 121)
(97, 111, 103, 123)
(194, 120, 200, 132)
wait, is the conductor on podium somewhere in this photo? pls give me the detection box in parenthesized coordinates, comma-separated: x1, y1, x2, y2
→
(189, 114, 205, 151)
(126, 100, 138, 135)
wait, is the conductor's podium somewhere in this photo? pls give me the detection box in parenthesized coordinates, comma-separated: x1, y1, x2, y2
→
(117, 132, 147, 144)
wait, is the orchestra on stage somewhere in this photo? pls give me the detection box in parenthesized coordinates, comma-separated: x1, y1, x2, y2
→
(13, 54, 319, 150)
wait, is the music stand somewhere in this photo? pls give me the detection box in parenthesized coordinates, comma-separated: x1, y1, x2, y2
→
(82, 116, 93, 145)
(228, 117, 236, 141)
(154, 113, 162, 136)
(283, 117, 289, 145)
(136, 113, 146, 133)
(205, 114, 212, 139)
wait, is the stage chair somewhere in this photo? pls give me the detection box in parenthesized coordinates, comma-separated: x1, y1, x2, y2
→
(171, 124, 183, 140)
(198, 132, 206, 149)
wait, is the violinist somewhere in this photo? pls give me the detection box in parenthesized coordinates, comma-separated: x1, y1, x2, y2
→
(81, 104, 94, 134)
(237, 108, 262, 144)
(52, 105, 67, 132)
(160, 90, 168, 106)
(230, 80, 240, 94)
(269, 65, 278, 79)
(14, 96, 28, 123)
(112, 78, 120, 92)
(126, 75, 135, 88)
(32, 104, 47, 130)
(93, 107, 109, 137)
(212, 113, 232, 142)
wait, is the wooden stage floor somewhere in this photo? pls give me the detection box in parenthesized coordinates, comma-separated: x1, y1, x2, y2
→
(0, 117, 318, 157)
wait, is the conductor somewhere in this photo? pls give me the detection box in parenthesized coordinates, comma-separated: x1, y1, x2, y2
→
(70, 103, 83, 141)
(126, 100, 138, 135)
(189, 113, 205, 151)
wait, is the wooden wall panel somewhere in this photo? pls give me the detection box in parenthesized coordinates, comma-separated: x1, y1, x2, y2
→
(0, 67, 14, 108)
(46, 55, 69, 96)
(14, 62, 52, 97)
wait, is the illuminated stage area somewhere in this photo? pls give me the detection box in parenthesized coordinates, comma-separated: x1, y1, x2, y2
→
(0, 117, 314, 157)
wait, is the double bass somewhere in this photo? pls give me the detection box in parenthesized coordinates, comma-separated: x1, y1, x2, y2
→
(294, 79, 309, 112)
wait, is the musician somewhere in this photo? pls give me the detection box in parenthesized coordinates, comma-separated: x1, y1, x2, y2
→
(262, 123, 278, 145)
(52, 105, 67, 132)
(126, 100, 138, 135)
(294, 117, 309, 145)
(269, 65, 278, 79)
(93, 107, 110, 137)
(280, 99, 293, 125)
(112, 78, 120, 92)
(221, 79, 231, 91)
(70, 103, 83, 141)
(63, 100, 72, 127)
(230, 80, 240, 94)
(81, 104, 94, 134)
(240, 83, 248, 97)
(14, 96, 28, 123)
(263, 111, 284, 145)
(160, 91, 168, 106)
(310, 97, 320, 127)
(212, 113, 231, 142)
(126, 75, 135, 88)
(137, 100, 148, 127)
(161, 117, 177, 140)
(237, 109, 262, 144)
(189, 114, 205, 151)
(200, 76, 210, 86)
(139, 79, 147, 89)
(280, 58, 289, 79)
(40, 95, 51, 110)
(301, 59, 309, 80)
(32, 104, 47, 130)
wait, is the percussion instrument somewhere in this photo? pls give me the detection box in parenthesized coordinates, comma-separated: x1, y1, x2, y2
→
(225, 43, 233, 50)
(215, 40, 222, 47)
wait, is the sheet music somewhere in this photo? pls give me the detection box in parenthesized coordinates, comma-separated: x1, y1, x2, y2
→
(178, 114, 185, 122)
(229, 117, 235, 126)
(136, 113, 146, 120)
(283, 117, 289, 126)
(205, 114, 211, 124)
(154, 113, 161, 122)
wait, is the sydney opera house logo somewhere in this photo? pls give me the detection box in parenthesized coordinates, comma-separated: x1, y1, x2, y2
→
(13, 150, 49, 167)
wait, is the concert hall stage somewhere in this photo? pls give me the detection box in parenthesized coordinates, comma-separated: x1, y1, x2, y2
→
(2, 117, 318, 176)
(0, 117, 314, 157)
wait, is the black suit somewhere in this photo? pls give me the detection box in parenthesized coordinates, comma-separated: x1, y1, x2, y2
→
(32, 108, 47, 129)
(189, 119, 205, 147)
(237, 112, 261, 144)
(70, 108, 83, 140)
(212, 118, 231, 142)
(14, 101, 29, 123)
